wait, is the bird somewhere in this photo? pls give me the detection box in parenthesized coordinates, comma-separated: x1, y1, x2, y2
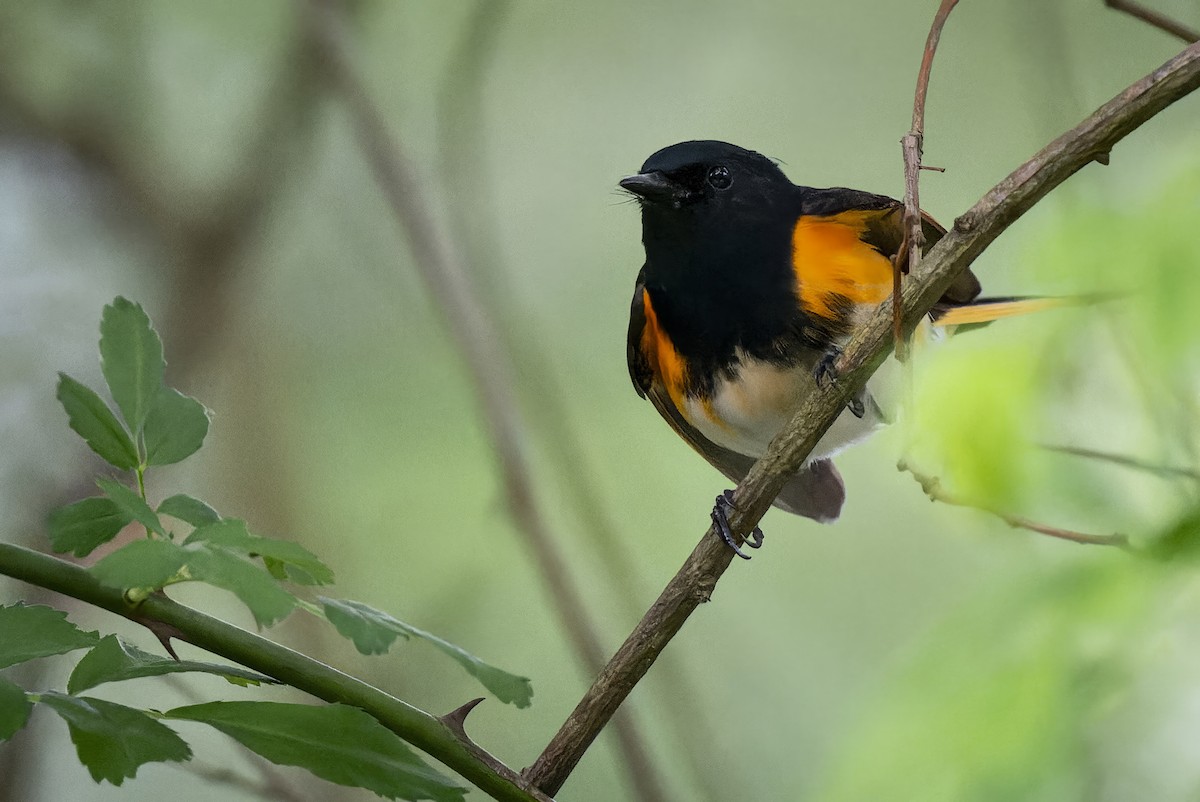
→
(621, 140, 1041, 558)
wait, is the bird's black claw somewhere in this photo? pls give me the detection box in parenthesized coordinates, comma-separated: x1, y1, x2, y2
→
(813, 347, 842, 388)
(816, 347, 867, 418)
(847, 394, 866, 419)
(712, 490, 762, 560)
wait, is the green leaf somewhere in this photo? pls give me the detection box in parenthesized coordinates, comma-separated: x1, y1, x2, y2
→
(96, 477, 164, 536)
(185, 547, 296, 627)
(48, 497, 134, 557)
(321, 597, 408, 654)
(55, 373, 139, 470)
(39, 692, 191, 785)
(68, 635, 276, 694)
(1146, 510, 1200, 562)
(0, 677, 33, 741)
(185, 519, 334, 586)
(143, 387, 210, 466)
(321, 598, 533, 708)
(166, 701, 464, 802)
(90, 539, 188, 590)
(0, 603, 99, 669)
(99, 297, 164, 433)
(157, 494, 220, 528)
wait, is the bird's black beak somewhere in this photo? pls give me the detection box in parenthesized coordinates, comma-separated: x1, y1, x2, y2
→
(619, 171, 680, 204)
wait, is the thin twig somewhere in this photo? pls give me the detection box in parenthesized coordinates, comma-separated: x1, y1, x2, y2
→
(1106, 0, 1200, 43)
(525, 41, 1200, 796)
(897, 459, 1130, 548)
(304, 2, 667, 799)
(1043, 444, 1200, 482)
(436, 3, 720, 798)
(895, 0, 961, 361)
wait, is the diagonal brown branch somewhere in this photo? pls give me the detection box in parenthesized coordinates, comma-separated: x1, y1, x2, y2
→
(1105, 0, 1200, 43)
(525, 40, 1200, 796)
(303, 2, 667, 799)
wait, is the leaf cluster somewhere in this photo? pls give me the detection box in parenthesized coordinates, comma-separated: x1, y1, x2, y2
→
(2, 299, 532, 800)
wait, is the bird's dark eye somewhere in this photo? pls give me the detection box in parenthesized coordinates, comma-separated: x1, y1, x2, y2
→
(707, 165, 732, 190)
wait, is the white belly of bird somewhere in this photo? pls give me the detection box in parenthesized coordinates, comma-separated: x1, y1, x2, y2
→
(685, 351, 884, 461)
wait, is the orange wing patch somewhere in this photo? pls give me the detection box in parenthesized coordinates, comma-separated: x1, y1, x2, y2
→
(639, 288, 689, 412)
(792, 210, 895, 319)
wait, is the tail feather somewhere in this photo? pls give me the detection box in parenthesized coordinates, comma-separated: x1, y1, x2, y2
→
(931, 294, 1113, 329)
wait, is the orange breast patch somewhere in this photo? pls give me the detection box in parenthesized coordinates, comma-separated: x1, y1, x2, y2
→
(639, 288, 689, 411)
(791, 211, 894, 319)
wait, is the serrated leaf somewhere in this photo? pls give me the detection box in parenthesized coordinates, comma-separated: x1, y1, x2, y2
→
(48, 497, 134, 557)
(39, 692, 191, 785)
(0, 603, 99, 669)
(157, 494, 220, 528)
(321, 599, 533, 708)
(143, 388, 210, 466)
(0, 677, 32, 741)
(55, 374, 139, 470)
(90, 539, 188, 590)
(166, 701, 464, 802)
(68, 635, 275, 694)
(321, 597, 408, 655)
(99, 297, 164, 434)
(185, 546, 296, 627)
(96, 477, 164, 536)
(185, 520, 333, 586)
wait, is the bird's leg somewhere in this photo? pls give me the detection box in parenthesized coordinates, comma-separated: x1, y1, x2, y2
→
(712, 489, 764, 560)
(813, 346, 866, 418)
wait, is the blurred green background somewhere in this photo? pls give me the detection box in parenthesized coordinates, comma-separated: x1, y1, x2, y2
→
(2, 1, 1199, 800)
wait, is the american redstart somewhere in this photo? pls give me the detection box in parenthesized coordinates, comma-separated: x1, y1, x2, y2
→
(621, 140, 1048, 558)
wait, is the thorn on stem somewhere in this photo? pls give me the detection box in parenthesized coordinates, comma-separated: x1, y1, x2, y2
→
(440, 697, 486, 742)
(137, 616, 183, 661)
(919, 164, 947, 172)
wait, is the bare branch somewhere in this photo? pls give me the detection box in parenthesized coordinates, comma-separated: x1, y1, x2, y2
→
(895, 0, 960, 360)
(526, 41, 1200, 796)
(897, 459, 1130, 548)
(303, 2, 666, 798)
(1106, 0, 1200, 43)
(1044, 444, 1200, 482)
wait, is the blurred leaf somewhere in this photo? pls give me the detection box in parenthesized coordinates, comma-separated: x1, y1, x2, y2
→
(185, 519, 333, 586)
(99, 297, 164, 433)
(90, 539, 188, 590)
(68, 635, 276, 694)
(907, 339, 1042, 508)
(0, 603, 99, 669)
(812, 562, 1153, 802)
(1145, 509, 1200, 562)
(39, 692, 191, 785)
(96, 477, 165, 536)
(48, 497, 133, 557)
(166, 701, 465, 802)
(55, 374, 139, 470)
(143, 388, 210, 466)
(157, 494, 221, 527)
(184, 547, 296, 627)
(0, 677, 31, 741)
(321, 598, 532, 708)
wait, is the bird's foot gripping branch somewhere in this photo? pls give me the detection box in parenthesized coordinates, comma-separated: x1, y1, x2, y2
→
(0, 297, 550, 802)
